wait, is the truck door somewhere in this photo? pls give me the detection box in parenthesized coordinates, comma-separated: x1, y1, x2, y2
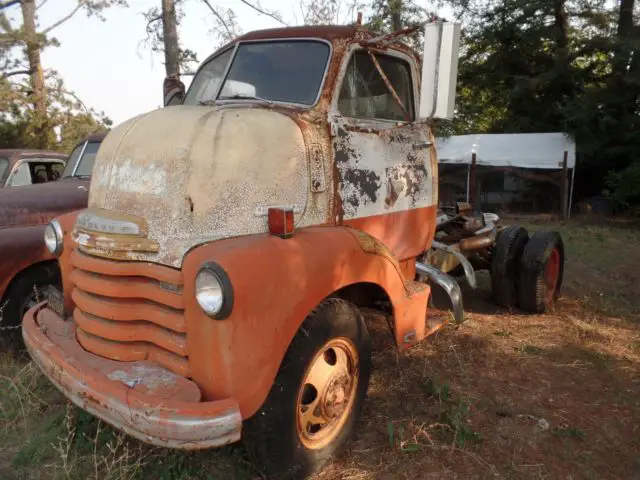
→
(331, 48, 437, 261)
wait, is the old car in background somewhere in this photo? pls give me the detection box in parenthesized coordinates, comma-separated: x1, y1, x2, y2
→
(0, 149, 67, 187)
(0, 133, 105, 343)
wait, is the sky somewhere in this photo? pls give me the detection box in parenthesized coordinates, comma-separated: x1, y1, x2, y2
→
(26, 0, 451, 126)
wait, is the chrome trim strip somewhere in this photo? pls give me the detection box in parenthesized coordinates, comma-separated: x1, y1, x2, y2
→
(416, 261, 464, 325)
(431, 240, 477, 289)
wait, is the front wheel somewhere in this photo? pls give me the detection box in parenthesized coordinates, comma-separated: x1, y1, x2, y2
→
(243, 298, 371, 480)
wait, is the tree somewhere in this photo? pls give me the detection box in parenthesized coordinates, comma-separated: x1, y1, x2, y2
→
(444, 0, 640, 204)
(0, 0, 122, 149)
(297, 0, 364, 25)
(143, 0, 286, 79)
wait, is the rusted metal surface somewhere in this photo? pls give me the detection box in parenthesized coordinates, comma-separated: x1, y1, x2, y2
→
(0, 149, 67, 187)
(23, 304, 242, 449)
(27, 26, 452, 440)
(0, 179, 90, 229)
(0, 136, 100, 307)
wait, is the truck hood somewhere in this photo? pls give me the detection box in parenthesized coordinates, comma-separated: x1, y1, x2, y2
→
(88, 105, 309, 267)
(0, 178, 90, 229)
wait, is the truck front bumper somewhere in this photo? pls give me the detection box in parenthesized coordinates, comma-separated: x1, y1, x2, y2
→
(23, 303, 242, 450)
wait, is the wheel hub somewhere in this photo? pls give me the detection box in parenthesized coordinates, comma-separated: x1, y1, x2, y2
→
(296, 338, 359, 450)
(322, 373, 353, 419)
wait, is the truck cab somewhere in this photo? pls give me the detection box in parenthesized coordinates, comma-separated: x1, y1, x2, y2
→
(23, 24, 461, 479)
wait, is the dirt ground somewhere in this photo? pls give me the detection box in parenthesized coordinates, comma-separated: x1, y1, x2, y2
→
(1, 215, 639, 480)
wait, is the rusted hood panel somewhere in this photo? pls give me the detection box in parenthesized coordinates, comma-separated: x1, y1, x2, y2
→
(0, 179, 89, 229)
(90, 106, 309, 267)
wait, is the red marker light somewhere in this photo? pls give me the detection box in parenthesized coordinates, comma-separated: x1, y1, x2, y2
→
(268, 207, 294, 239)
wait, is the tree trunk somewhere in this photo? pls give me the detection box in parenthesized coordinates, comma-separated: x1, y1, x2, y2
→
(21, 0, 48, 147)
(389, 0, 402, 31)
(613, 0, 636, 76)
(553, 0, 568, 50)
(162, 0, 180, 79)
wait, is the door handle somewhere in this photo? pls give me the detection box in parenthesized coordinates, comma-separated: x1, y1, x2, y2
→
(413, 141, 433, 150)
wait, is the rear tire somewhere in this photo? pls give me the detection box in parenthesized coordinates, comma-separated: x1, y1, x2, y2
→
(243, 298, 371, 480)
(491, 225, 529, 307)
(519, 231, 565, 313)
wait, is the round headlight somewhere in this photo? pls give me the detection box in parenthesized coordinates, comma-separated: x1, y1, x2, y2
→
(44, 220, 63, 256)
(195, 264, 233, 319)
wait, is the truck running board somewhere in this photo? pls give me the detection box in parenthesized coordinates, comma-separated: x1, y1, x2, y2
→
(415, 262, 464, 325)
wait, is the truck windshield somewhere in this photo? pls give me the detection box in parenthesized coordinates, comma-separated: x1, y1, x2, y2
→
(184, 40, 331, 106)
(62, 141, 101, 178)
(0, 158, 7, 182)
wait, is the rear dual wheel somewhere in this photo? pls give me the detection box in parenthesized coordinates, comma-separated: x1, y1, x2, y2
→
(491, 226, 564, 313)
(519, 231, 565, 313)
(491, 225, 529, 307)
(243, 298, 371, 480)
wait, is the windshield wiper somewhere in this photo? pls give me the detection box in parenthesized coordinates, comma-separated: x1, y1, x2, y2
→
(218, 94, 273, 104)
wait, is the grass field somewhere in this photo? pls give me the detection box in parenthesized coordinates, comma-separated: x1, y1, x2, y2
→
(1, 216, 639, 479)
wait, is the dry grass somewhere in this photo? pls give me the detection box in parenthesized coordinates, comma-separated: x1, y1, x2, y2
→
(1, 216, 639, 479)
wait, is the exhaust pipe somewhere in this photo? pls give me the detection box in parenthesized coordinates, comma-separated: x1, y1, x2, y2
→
(416, 261, 464, 325)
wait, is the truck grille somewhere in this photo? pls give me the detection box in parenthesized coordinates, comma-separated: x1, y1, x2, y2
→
(69, 249, 189, 377)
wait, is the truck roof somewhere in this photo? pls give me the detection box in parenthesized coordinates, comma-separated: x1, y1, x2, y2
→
(236, 25, 364, 42)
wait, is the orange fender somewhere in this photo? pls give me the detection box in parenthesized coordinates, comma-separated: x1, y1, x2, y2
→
(182, 226, 430, 418)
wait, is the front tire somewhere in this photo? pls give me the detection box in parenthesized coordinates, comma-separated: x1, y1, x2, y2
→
(243, 298, 372, 480)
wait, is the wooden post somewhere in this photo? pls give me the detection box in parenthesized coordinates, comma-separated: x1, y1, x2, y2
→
(560, 150, 568, 219)
(470, 152, 477, 210)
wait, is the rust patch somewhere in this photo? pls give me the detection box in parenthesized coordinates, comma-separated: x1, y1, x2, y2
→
(386, 162, 429, 207)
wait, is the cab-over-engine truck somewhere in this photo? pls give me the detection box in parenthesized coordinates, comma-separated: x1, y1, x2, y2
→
(23, 23, 564, 479)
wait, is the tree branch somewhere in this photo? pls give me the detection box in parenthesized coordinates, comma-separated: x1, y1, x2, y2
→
(36, 0, 49, 11)
(145, 13, 162, 34)
(41, 0, 87, 35)
(0, 0, 21, 10)
(201, 0, 232, 38)
(2, 69, 32, 78)
(237, 0, 287, 26)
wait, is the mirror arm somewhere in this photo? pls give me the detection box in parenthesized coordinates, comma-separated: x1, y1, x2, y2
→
(365, 49, 412, 122)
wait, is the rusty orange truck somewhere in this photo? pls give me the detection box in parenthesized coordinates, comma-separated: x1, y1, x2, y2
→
(23, 23, 564, 479)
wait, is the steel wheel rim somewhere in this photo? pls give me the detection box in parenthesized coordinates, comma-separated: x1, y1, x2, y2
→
(544, 248, 561, 305)
(296, 337, 359, 450)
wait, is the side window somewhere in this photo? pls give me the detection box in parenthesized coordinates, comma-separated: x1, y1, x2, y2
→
(338, 51, 414, 121)
(51, 162, 64, 180)
(9, 162, 32, 186)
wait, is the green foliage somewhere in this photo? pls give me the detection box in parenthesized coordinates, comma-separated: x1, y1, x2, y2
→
(0, 0, 119, 151)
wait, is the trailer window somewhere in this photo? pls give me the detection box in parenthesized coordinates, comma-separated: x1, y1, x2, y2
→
(338, 51, 414, 121)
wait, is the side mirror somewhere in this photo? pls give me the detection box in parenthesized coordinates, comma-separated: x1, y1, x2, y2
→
(163, 75, 186, 107)
(418, 21, 461, 120)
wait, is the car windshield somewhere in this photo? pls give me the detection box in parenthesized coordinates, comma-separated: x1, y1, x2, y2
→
(62, 141, 101, 178)
(0, 157, 7, 183)
(184, 40, 331, 106)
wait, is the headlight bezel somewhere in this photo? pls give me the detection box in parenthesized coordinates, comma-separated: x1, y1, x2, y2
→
(195, 262, 234, 320)
(44, 219, 64, 256)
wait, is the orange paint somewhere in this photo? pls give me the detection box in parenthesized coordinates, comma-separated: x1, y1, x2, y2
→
(344, 205, 438, 261)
